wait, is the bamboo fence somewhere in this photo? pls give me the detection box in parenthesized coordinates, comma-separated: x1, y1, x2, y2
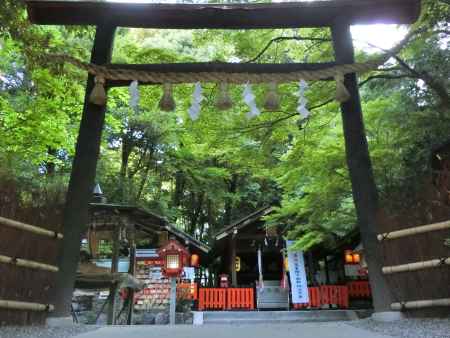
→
(0, 216, 63, 239)
(0, 300, 54, 312)
(377, 219, 450, 241)
(391, 298, 450, 311)
(0, 254, 58, 272)
(382, 257, 450, 274)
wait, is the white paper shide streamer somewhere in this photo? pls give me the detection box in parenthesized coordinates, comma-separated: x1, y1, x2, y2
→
(129, 80, 140, 111)
(243, 83, 260, 119)
(297, 79, 310, 119)
(188, 82, 204, 121)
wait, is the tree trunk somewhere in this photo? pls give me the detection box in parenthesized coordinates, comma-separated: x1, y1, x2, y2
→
(50, 24, 116, 317)
(331, 21, 393, 312)
(224, 173, 238, 226)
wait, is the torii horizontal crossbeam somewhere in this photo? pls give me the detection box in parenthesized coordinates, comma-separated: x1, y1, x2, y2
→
(26, 0, 421, 29)
(105, 62, 338, 86)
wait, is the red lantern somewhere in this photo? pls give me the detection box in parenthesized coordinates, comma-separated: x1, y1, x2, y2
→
(190, 254, 200, 268)
(344, 250, 361, 265)
(158, 239, 190, 278)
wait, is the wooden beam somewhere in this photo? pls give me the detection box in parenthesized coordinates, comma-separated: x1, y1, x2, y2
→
(50, 24, 116, 318)
(331, 20, 392, 312)
(26, 0, 421, 29)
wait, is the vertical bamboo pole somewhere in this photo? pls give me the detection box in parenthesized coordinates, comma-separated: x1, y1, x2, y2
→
(331, 20, 393, 311)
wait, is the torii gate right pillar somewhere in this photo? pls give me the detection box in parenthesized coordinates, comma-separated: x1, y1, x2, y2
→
(332, 20, 392, 311)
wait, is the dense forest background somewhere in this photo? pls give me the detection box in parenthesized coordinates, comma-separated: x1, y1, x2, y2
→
(0, 0, 449, 251)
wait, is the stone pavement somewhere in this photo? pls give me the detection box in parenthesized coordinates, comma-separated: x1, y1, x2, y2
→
(74, 322, 393, 338)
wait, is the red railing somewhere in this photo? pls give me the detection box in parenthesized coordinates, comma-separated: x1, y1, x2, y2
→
(293, 285, 349, 309)
(198, 288, 254, 311)
(227, 288, 254, 310)
(347, 280, 371, 298)
(198, 288, 227, 310)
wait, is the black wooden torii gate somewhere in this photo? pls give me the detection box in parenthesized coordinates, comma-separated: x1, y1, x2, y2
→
(26, 0, 421, 317)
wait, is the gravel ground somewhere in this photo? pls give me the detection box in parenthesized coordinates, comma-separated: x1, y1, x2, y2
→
(349, 318, 450, 338)
(0, 325, 99, 338)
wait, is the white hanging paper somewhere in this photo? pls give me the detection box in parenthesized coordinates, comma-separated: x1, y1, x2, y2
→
(129, 80, 139, 111)
(297, 79, 310, 119)
(188, 82, 204, 121)
(243, 83, 260, 119)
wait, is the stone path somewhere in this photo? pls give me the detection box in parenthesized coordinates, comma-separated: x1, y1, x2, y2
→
(73, 322, 393, 338)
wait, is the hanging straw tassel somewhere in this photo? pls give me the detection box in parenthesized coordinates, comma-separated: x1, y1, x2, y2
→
(334, 73, 351, 103)
(263, 82, 280, 111)
(89, 76, 107, 106)
(215, 83, 233, 110)
(159, 83, 176, 112)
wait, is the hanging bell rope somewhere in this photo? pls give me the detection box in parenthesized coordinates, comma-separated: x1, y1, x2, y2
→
(263, 82, 280, 111)
(159, 83, 176, 112)
(89, 76, 107, 106)
(334, 73, 351, 103)
(215, 82, 233, 110)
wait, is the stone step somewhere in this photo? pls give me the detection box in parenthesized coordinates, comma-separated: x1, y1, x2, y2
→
(195, 310, 356, 325)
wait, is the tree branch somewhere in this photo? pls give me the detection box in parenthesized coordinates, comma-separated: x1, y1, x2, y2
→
(245, 35, 330, 63)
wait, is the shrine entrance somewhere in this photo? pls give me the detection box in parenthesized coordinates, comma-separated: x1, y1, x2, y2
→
(24, 0, 421, 319)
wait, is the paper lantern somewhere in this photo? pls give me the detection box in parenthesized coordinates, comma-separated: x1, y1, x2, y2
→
(284, 257, 289, 272)
(190, 254, 200, 268)
(235, 256, 241, 272)
(158, 239, 190, 278)
(344, 250, 361, 264)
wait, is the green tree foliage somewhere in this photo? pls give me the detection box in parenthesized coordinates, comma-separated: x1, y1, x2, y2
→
(1, 1, 449, 249)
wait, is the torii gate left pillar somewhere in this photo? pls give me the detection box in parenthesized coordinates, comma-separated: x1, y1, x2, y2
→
(51, 24, 116, 317)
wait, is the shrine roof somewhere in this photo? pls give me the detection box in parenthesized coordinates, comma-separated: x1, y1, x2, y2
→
(215, 206, 274, 241)
(89, 203, 210, 254)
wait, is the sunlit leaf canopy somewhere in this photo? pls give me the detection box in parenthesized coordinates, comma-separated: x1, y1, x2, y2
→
(0, 0, 449, 250)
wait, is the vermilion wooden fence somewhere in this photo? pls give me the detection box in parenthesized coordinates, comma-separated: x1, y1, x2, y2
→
(199, 286, 348, 311)
(198, 288, 254, 311)
(198, 288, 227, 310)
(347, 281, 371, 298)
(293, 285, 349, 309)
(227, 288, 254, 310)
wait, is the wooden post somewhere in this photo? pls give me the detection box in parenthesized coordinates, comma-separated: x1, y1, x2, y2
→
(107, 225, 120, 325)
(169, 277, 177, 325)
(324, 257, 331, 285)
(126, 241, 136, 325)
(331, 20, 393, 311)
(50, 24, 116, 318)
(307, 251, 315, 286)
(229, 234, 237, 286)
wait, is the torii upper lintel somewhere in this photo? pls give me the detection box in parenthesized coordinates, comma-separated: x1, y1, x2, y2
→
(26, 0, 421, 29)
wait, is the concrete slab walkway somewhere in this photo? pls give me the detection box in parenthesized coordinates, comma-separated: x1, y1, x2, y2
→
(74, 322, 393, 338)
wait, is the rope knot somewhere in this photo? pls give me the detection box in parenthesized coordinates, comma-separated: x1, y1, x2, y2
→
(89, 76, 107, 106)
(334, 73, 351, 103)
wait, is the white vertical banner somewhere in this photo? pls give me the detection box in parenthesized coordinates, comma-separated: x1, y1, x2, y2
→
(286, 240, 309, 304)
(257, 247, 264, 288)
